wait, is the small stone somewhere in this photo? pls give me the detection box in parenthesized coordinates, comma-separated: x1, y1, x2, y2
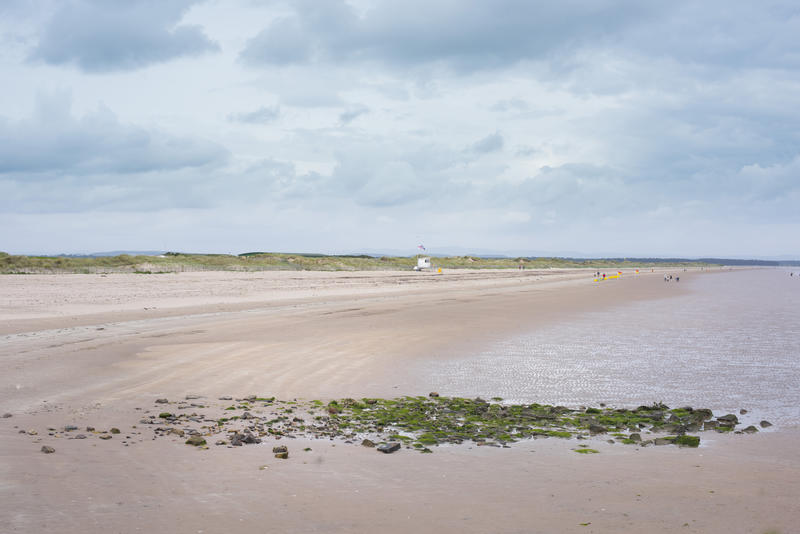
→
(99, 435, 112, 440)
(760, 420, 772, 428)
(168, 429, 185, 437)
(218, 396, 232, 401)
(27, 429, 37, 436)
(86, 426, 95, 432)
(64, 425, 78, 432)
(703, 420, 718, 430)
(215, 440, 227, 446)
(717, 414, 739, 424)
(185, 395, 201, 400)
(2, 413, 12, 418)
(185, 436, 207, 446)
(739, 409, 748, 415)
(109, 428, 120, 434)
(742, 425, 759, 434)
(272, 445, 288, 454)
(361, 439, 376, 448)
(155, 398, 169, 404)
(588, 424, 607, 435)
(74, 434, 87, 439)
(628, 433, 642, 442)
(377, 442, 401, 454)
(274, 451, 289, 459)
(428, 392, 440, 398)
(245, 395, 257, 402)
(41, 446, 55, 454)
(241, 411, 253, 419)
(653, 438, 672, 446)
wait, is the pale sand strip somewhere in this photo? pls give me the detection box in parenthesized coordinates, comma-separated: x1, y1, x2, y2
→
(1, 267, 796, 534)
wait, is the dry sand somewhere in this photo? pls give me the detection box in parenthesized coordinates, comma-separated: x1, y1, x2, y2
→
(1, 268, 797, 533)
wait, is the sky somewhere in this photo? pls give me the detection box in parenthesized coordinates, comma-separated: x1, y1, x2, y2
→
(1, 0, 799, 258)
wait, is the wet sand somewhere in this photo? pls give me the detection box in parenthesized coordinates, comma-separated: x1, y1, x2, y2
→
(1, 268, 798, 533)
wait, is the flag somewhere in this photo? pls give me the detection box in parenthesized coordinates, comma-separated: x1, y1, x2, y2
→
(417, 244, 426, 251)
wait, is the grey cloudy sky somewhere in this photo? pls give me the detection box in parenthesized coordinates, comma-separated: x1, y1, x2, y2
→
(1, 0, 799, 257)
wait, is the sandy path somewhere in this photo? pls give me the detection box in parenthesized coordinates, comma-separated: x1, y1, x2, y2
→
(2, 267, 796, 534)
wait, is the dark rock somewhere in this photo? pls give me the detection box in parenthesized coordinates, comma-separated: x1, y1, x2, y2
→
(110, 428, 120, 434)
(274, 451, 289, 459)
(241, 411, 254, 419)
(693, 409, 713, 420)
(3, 413, 12, 418)
(739, 409, 748, 415)
(686, 422, 702, 432)
(155, 398, 169, 404)
(717, 414, 739, 425)
(429, 392, 440, 398)
(674, 435, 700, 447)
(218, 396, 232, 400)
(99, 435, 112, 440)
(86, 426, 95, 432)
(272, 445, 288, 454)
(760, 420, 773, 428)
(653, 438, 673, 446)
(41, 446, 55, 454)
(588, 424, 607, 435)
(185, 436, 206, 446)
(74, 434, 87, 439)
(377, 442, 401, 454)
(628, 433, 641, 442)
(230, 435, 243, 446)
(704, 420, 718, 430)
(742, 425, 758, 434)
(245, 395, 257, 402)
(361, 439, 376, 448)
(64, 425, 78, 432)
(185, 395, 201, 400)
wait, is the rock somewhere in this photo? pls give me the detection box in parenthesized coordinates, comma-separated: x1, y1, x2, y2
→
(640, 440, 653, 447)
(99, 435, 112, 440)
(742, 425, 759, 434)
(429, 392, 440, 398)
(218, 396, 232, 400)
(377, 442, 401, 454)
(588, 424, 607, 435)
(27, 429, 37, 436)
(653, 438, 672, 446)
(717, 414, 739, 425)
(185, 436, 207, 446)
(86, 426, 95, 432)
(674, 435, 700, 447)
(245, 395, 257, 402)
(274, 451, 289, 459)
(760, 420, 773, 428)
(704, 420, 718, 430)
(185, 395, 201, 400)
(3, 413, 12, 418)
(361, 439, 376, 448)
(168, 429, 185, 437)
(628, 433, 642, 442)
(739, 409, 748, 415)
(64, 425, 78, 432)
(41, 446, 55, 454)
(272, 445, 288, 454)
(241, 411, 254, 419)
(74, 434, 87, 439)
(230, 435, 243, 446)
(155, 398, 169, 404)
(215, 440, 227, 446)
(110, 428, 120, 434)
(693, 409, 713, 420)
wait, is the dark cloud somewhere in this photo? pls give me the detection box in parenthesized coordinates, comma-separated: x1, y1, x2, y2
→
(470, 132, 504, 154)
(29, 0, 219, 72)
(0, 93, 228, 176)
(240, 0, 658, 71)
(228, 105, 281, 124)
(338, 105, 369, 124)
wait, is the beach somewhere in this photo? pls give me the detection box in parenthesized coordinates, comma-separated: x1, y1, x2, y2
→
(1, 268, 798, 533)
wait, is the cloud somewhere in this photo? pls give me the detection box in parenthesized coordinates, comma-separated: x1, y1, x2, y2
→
(338, 104, 369, 124)
(470, 132, 504, 154)
(0, 92, 228, 176)
(29, 0, 219, 72)
(239, 0, 658, 72)
(228, 105, 281, 124)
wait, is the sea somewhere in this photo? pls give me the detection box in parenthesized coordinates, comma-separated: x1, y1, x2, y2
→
(421, 268, 800, 429)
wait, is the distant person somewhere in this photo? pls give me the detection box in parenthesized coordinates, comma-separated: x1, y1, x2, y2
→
(602, 273, 606, 280)
(676, 276, 680, 282)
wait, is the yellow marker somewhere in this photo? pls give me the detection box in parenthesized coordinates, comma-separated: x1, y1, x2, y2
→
(438, 267, 442, 274)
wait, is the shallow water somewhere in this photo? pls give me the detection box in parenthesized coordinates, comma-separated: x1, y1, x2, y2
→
(419, 269, 800, 428)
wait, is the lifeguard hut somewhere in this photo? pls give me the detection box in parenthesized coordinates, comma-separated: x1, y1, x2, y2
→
(413, 257, 432, 271)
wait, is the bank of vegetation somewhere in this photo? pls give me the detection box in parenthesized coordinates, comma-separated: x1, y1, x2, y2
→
(0, 251, 718, 274)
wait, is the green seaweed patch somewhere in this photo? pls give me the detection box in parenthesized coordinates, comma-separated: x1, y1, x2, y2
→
(158, 412, 173, 418)
(674, 435, 700, 447)
(574, 448, 600, 454)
